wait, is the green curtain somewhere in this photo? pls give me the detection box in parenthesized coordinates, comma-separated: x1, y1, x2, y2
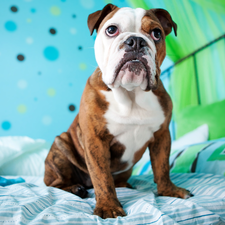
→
(127, 0, 225, 116)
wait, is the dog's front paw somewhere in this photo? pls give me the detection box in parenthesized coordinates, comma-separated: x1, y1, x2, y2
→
(94, 201, 126, 219)
(158, 183, 194, 199)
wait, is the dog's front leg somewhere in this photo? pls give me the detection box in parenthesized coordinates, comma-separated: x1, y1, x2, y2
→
(84, 136, 126, 219)
(149, 129, 193, 199)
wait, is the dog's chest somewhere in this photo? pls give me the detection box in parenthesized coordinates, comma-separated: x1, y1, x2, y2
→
(102, 89, 165, 172)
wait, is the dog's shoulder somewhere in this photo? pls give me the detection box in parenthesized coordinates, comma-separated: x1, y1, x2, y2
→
(152, 79, 172, 127)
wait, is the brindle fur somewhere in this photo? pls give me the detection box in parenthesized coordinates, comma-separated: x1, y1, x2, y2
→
(44, 4, 192, 219)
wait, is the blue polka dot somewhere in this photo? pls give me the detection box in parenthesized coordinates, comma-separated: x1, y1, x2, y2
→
(31, 8, 36, 13)
(2, 121, 11, 130)
(43, 46, 59, 61)
(5, 21, 17, 32)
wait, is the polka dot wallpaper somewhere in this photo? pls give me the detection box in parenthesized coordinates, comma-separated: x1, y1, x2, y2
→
(0, 0, 131, 142)
(0, 0, 172, 142)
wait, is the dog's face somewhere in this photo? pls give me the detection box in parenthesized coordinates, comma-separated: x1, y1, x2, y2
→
(88, 4, 177, 91)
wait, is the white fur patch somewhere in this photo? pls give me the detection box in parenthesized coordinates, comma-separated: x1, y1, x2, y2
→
(102, 87, 165, 174)
(94, 7, 157, 91)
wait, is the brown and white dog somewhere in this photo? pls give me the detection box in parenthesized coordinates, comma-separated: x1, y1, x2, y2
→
(44, 4, 193, 219)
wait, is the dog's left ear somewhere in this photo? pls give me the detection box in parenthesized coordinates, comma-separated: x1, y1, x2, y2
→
(88, 4, 118, 35)
(151, 8, 177, 36)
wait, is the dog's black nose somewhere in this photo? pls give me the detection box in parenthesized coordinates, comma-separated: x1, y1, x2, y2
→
(124, 36, 147, 51)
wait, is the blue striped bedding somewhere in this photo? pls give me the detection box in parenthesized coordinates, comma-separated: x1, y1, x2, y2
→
(0, 173, 225, 224)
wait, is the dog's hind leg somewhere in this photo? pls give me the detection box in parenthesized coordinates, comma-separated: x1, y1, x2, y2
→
(48, 178, 88, 198)
(44, 132, 90, 198)
(44, 160, 88, 198)
(113, 169, 133, 188)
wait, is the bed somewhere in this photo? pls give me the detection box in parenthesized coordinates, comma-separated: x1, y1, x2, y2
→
(0, 136, 225, 224)
(0, 173, 225, 225)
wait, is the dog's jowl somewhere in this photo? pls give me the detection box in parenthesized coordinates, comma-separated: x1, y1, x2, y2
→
(44, 4, 193, 219)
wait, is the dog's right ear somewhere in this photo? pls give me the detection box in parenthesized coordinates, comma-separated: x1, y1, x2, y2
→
(151, 8, 177, 36)
(88, 4, 118, 36)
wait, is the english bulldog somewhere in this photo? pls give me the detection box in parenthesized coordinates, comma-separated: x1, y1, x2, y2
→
(44, 4, 193, 219)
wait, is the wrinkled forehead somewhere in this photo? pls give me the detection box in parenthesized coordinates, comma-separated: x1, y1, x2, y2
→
(101, 7, 146, 33)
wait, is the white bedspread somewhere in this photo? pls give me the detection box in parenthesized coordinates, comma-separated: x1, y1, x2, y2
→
(0, 173, 225, 225)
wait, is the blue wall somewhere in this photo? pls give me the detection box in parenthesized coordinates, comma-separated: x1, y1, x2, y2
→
(0, 0, 171, 142)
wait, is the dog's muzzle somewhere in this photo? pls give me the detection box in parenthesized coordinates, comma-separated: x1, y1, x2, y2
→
(112, 36, 155, 91)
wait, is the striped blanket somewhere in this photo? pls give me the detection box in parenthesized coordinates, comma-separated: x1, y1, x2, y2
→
(0, 173, 225, 224)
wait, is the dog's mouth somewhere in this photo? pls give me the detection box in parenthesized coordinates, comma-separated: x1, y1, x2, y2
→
(119, 59, 147, 76)
(111, 53, 152, 91)
(114, 55, 149, 79)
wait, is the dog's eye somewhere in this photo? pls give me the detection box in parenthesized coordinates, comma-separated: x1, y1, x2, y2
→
(151, 29, 162, 41)
(106, 26, 119, 37)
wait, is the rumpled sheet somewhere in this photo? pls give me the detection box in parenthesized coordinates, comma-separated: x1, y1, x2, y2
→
(0, 173, 225, 225)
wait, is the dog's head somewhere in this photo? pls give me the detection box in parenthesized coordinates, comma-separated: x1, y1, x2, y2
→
(88, 4, 177, 91)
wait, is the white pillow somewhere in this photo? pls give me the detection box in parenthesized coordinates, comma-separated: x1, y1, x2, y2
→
(171, 124, 209, 150)
(0, 136, 51, 176)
